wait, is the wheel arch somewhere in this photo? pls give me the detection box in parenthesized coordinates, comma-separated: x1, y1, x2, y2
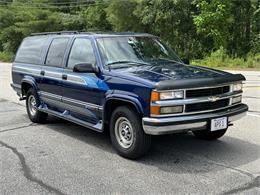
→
(21, 77, 38, 97)
(102, 96, 144, 131)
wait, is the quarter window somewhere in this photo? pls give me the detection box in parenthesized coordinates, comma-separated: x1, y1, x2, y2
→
(15, 36, 48, 64)
(45, 38, 69, 67)
(67, 38, 96, 69)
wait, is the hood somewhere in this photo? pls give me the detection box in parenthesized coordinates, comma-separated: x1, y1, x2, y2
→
(123, 63, 228, 81)
(115, 62, 245, 90)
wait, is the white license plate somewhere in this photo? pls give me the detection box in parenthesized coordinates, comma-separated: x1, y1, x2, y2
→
(211, 117, 227, 131)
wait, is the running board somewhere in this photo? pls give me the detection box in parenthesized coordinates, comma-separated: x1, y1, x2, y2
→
(38, 106, 103, 132)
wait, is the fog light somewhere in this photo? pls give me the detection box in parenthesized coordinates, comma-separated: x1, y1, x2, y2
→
(232, 96, 242, 104)
(160, 106, 183, 114)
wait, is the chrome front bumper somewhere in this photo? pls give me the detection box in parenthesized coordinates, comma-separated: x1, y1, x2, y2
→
(142, 104, 248, 135)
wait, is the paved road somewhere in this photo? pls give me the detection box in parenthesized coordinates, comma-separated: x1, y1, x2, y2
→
(0, 63, 260, 195)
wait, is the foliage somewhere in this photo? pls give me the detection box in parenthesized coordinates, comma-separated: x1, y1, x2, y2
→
(194, 0, 232, 49)
(79, 0, 111, 31)
(0, 0, 259, 69)
(192, 48, 260, 69)
(0, 51, 15, 62)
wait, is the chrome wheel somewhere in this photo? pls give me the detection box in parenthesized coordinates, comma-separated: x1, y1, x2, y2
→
(28, 95, 37, 116)
(115, 117, 134, 149)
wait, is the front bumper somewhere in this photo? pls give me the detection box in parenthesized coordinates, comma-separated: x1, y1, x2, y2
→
(142, 104, 248, 135)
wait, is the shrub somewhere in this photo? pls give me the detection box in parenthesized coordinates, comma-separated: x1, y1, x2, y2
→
(0, 51, 14, 62)
(192, 48, 260, 69)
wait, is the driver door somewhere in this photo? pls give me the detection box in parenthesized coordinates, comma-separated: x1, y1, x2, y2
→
(61, 38, 105, 125)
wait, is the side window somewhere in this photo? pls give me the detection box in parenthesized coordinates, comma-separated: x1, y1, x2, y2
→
(45, 38, 69, 67)
(67, 38, 96, 69)
(15, 36, 48, 64)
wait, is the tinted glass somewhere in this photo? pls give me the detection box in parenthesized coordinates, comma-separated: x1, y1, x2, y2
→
(67, 38, 96, 69)
(15, 36, 48, 64)
(45, 38, 69, 67)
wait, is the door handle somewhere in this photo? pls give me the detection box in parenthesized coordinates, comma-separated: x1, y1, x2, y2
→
(40, 70, 45, 76)
(62, 74, 67, 80)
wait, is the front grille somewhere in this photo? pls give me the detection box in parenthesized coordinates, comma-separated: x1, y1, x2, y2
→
(185, 99, 230, 113)
(186, 86, 230, 98)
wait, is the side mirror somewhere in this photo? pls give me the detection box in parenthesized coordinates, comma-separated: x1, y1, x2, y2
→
(73, 63, 99, 73)
(182, 58, 190, 65)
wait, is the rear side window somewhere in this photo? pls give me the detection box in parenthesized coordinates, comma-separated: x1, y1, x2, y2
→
(15, 36, 47, 64)
(45, 38, 69, 67)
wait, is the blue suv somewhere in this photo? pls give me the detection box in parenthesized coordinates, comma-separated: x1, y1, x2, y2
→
(11, 31, 248, 159)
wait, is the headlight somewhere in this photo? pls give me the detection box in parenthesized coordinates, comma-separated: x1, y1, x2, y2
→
(160, 90, 184, 100)
(151, 90, 184, 101)
(232, 83, 243, 92)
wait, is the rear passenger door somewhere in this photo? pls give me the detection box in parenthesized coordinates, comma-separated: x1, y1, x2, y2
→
(39, 37, 70, 111)
(61, 38, 104, 125)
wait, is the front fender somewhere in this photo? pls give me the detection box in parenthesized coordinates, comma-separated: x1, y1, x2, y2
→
(104, 92, 144, 114)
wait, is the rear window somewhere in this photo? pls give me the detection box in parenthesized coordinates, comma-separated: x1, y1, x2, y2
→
(45, 38, 69, 67)
(15, 36, 48, 64)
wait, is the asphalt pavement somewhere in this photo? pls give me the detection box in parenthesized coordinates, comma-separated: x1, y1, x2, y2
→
(0, 63, 260, 195)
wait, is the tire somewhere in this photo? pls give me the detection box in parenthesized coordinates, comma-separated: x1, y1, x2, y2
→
(26, 88, 48, 123)
(192, 128, 227, 140)
(109, 106, 151, 159)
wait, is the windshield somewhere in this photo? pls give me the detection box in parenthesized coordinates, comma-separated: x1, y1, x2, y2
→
(96, 36, 181, 68)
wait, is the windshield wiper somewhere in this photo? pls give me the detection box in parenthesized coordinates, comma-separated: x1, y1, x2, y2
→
(106, 60, 150, 67)
(158, 58, 181, 64)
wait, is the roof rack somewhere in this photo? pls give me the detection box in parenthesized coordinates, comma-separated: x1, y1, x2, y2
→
(31, 31, 79, 36)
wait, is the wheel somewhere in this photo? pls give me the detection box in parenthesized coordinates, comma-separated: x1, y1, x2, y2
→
(26, 88, 48, 123)
(192, 128, 227, 140)
(110, 106, 151, 159)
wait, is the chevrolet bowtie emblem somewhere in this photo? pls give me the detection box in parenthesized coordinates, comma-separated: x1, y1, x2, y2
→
(208, 96, 220, 102)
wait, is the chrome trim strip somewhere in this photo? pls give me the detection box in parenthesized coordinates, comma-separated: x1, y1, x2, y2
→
(154, 82, 239, 92)
(39, 91, 102, 111)
(40, 91, 61, 100)
(62, 97, 103, 111)
(143, 121, 207, 135)
(152, 92, 242, 107)
(151, 103, 242, 117)
(143, 104, 248, 135)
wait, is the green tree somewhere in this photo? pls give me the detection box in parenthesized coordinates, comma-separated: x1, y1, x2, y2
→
(194, 0, 232, 49)
(80, 0, 111, 31)
(135, 0, 204, 59)
(106, 0, 144, 32)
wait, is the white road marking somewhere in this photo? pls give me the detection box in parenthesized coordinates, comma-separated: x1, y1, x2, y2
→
(247, 113, 260, 118)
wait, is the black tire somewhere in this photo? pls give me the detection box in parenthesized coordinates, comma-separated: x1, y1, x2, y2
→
(26, 88, 48, 123)
(192, 128, 227, 140)
(109, 106, 151, 159)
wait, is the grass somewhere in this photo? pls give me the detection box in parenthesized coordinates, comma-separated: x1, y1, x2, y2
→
(0, 51, 15, 62)
(192, 48, 260, 70)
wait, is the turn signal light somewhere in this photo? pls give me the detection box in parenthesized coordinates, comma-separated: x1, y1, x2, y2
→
(151, 91, 160, 101)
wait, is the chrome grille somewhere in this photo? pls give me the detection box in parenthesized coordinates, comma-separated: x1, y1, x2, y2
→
(185, 99, 230, 113)
(151, 83, 243, 117)
(186, 86, 230, 98)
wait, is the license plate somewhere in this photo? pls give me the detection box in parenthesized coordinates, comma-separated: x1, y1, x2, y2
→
(211, 117, 227, 131)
